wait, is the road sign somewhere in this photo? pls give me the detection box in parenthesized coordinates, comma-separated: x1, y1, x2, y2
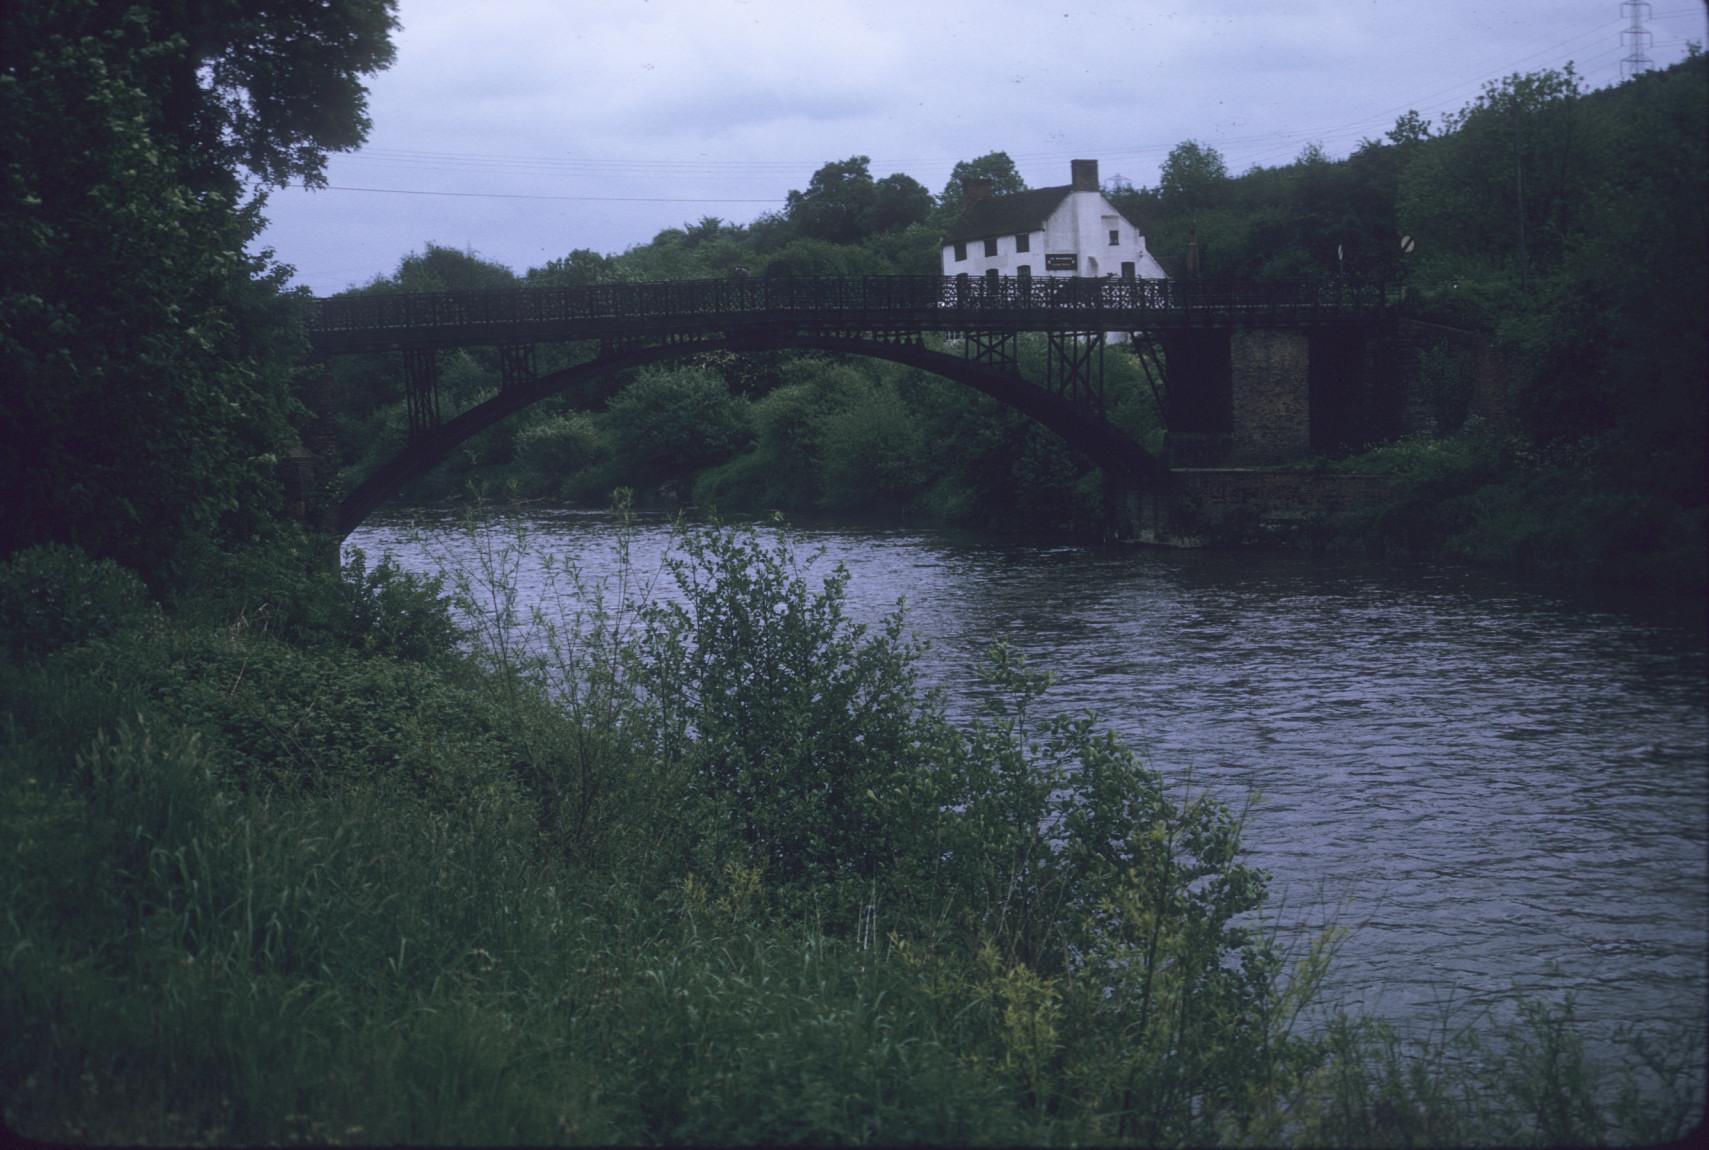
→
(1400, 235, 1416, 253)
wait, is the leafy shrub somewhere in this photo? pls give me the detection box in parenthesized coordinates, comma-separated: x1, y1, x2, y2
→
(604, 365, 754, 489)
(1333, 422, 1506, 487)
(335, 547, 459, 661)
(107, 628, 506, 797)
(816, 382, 929, 510)
(0, 543, 151, 656)
(689, 448, 778, 513)
(1419, 342, 1477, 433)
(514, 412, 611, 481)
(171, 530, 458, 662)
(634, 524, 938, 897)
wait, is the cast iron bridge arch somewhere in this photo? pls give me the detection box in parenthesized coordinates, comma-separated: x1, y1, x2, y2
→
(306, 275, 1388, 536)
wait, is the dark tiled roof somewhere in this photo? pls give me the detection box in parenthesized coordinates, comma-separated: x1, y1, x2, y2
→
(942, 186, 1070, 243)
(941, 185, 1148, 244)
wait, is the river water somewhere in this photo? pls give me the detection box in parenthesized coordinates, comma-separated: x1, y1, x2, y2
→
(351, 508, 1707, 1054)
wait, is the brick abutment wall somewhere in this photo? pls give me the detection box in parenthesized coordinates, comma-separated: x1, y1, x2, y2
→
(1229, 329, 1312, 465)
(1129, 469, 1394, 546)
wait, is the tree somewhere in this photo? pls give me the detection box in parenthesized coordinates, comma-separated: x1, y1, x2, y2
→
(1158, 140, 1228, 206)
(0, 2, 399, 576)
(937, 151, 1026, 221)
(528, 248, 614, 288)
(1386, 110, 1433, 147)
(605, 366, 755, 491)
(31, 0, 401, 191)
(786, 156, 878, 245)
(870, 173, 933, 233)
(385, 244, 520, 293)
(1401, 66, 1584, 277)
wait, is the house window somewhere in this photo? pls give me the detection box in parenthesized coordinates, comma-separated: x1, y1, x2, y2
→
(984, 268, 1000, 289)
(1015, 232, 1031, 253)
(953, 242, 967, 261)
(1109, 229, 1121, 246)
(983, 237, 998, 257)
(1122, 262, 1136, 279)
(1017, 264, 1031, 280)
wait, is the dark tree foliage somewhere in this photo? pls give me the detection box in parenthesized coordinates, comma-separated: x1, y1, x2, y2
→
(9, 0, 401, 191)
(1157, 139, 1228, 206)
(0, 1, 398, 578)
(936, 151, 1026, 223)
(528, 248, 616, 288)
(786, 156, 880, 245)
(605, 367, 755, 491)
(870, 172, 934, 232)
(375, 243, 521, 294)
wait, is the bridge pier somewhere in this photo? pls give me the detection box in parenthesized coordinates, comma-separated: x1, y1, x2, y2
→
(1229, 328, 1311, 465)
(1162, 325, 1385, 467)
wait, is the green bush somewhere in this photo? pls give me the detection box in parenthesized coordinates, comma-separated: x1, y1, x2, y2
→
(0, 543, 152, 657)
(690, 447, 778, 512)
(605, 365, 754, 490)
(514, 411, 611, 483)
(170, 531, 458, 662)
(817, 382, 930, 510)
(633, 524, 937, 898)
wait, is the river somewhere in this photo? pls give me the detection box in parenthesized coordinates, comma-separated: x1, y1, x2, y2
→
(350, 507, 1707, 1057)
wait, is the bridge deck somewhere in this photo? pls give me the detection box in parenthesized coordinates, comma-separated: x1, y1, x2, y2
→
(306, 275, 1388, 354)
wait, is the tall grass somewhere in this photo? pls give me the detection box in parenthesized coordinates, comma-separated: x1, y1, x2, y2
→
(1, 532, 1701, 1144)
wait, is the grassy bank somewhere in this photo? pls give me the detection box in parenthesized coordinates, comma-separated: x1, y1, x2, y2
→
(1, 522, 1701, 1145)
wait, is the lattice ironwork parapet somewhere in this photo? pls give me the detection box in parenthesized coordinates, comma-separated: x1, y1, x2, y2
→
(305, 275, 1389, 355)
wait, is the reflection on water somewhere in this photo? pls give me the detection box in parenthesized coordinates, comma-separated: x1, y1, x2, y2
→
(351, 507, 1708, 1049)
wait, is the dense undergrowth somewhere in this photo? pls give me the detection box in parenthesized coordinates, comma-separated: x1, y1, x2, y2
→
(1321, 423, 1708, 592)
(2, 523, 1702, 1145)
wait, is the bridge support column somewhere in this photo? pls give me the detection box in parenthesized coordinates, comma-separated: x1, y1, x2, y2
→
(1047, 331, 1105, 414)
(499, 343, 536, 391)
(963, 329, 1018, 372)
(403, 348, 440, 439)
(1229, 328, 1310, 466)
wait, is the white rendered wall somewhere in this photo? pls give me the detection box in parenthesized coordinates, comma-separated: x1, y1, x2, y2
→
(940, 229, 1045, 278)
(941, 192, 1167, 281)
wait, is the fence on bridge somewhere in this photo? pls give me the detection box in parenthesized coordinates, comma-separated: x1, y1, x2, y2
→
(305, 275, 1389, 353)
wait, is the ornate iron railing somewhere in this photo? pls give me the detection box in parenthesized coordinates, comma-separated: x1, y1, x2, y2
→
(306, 275, 1388, 352)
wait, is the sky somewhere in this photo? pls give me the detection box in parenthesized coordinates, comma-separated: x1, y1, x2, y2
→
(255, 0, 1708, 295)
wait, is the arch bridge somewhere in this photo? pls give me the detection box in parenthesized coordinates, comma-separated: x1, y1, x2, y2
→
(304, 275, 1391, 537)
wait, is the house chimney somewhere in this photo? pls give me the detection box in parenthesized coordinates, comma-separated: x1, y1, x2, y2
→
(1070, 158, 1099, 192)
(961, 177, 994, 211)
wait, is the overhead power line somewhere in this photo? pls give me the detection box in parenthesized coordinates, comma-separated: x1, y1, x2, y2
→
(304, 184, 785, 204)
(300, 9, 1703, 202)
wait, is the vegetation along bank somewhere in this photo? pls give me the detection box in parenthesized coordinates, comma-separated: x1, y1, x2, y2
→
(1, 1, 1703, 1142)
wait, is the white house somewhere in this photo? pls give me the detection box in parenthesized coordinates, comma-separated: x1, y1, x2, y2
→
(940, 159, 1169, 285)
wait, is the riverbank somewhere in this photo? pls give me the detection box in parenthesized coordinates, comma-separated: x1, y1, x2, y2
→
(6, 523, 1700, 1144)
(377, 421, 1708, 599)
